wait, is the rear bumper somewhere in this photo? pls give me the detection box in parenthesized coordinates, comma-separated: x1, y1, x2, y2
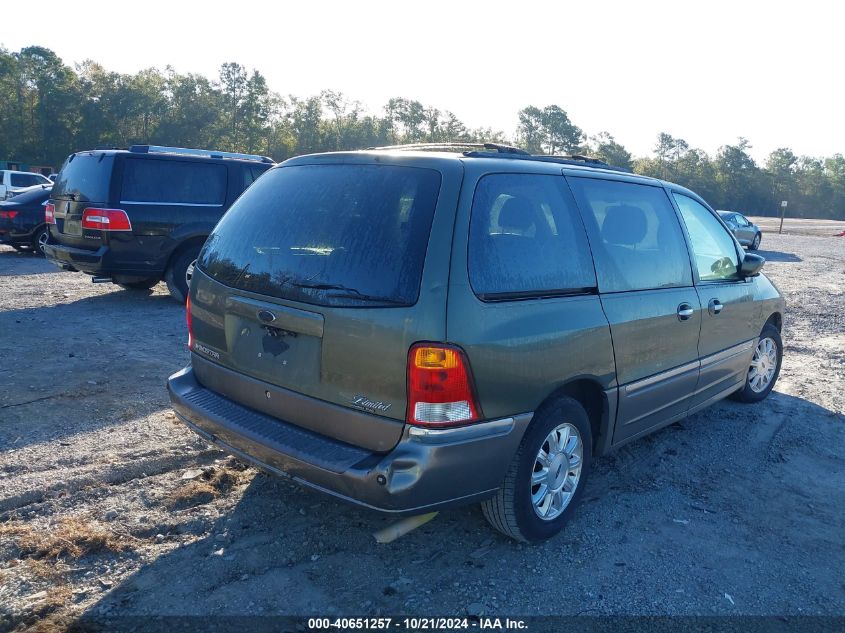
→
(167, 365, 531, 515)
(43, 242, 155, 277)
(0, 219, 37, 244)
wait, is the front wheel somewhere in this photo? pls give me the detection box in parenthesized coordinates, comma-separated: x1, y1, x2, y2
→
(165, 246, 201, 303)
(731, 324, 782, 403)
(749, 233, 761, 250)
(481, 397, 592, 542)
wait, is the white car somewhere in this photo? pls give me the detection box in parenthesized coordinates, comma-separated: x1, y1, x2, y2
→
(0, 170, 52, 200)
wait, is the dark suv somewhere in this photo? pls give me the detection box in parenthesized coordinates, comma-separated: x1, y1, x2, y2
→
(44, 145, 274, 301)
(167, 144, 785, 542)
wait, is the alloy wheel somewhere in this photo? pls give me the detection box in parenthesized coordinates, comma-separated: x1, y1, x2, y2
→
(530, 422, 583, 521)
(749, 337, 778, 393)
(185, 259, 197, 288)
(37, 230, 49, 254)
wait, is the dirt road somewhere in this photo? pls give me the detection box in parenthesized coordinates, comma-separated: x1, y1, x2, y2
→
(1, 229, 843, 629)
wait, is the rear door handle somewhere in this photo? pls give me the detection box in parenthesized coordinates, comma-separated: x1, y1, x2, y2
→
(709, 299, 724, 315)
(677, 303, 695, 321)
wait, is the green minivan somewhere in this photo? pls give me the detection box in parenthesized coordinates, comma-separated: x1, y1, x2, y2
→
(167, 144, 785, 542)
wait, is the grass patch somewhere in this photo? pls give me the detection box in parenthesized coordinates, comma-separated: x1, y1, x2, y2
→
(0, 517, 131, 560)
(166, 466, 244, 510)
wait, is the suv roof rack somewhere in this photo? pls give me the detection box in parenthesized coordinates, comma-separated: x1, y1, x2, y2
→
(367, 142, 529, 155)
(462, 150, 630, 173)
(128, 145, 275, 164)
(365, 142, 628, 172)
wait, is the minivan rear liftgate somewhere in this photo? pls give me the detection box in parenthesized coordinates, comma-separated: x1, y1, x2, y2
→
(183, 157, 463, 452)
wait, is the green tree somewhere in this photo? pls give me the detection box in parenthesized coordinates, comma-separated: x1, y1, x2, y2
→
(588, 132, 632, 170)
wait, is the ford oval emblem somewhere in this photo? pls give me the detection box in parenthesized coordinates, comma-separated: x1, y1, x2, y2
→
(257, 310, 276, 324)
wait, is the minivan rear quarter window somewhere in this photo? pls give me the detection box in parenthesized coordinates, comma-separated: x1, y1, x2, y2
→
(199, 164, 442, 307)
(468, 173, 596, 299)
(121, 159, 227, 205)
(52, 153, 115, 203)
(568, 177, 692, 293)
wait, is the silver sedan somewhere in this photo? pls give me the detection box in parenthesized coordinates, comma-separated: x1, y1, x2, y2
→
(718, 211, 762, 250)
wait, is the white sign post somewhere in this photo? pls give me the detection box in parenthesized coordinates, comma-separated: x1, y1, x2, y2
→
(779, 201, 788, 234)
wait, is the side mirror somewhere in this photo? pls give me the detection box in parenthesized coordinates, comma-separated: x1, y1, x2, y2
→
(740, 253, 765, 277)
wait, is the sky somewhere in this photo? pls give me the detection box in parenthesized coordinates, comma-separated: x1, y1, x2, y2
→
(4, 0, 843, 162)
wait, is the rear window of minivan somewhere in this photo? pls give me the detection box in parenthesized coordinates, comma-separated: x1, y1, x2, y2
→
(199, 164, 442, 307)
(52, 153, 114, 203)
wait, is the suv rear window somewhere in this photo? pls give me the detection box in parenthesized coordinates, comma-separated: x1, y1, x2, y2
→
(468, 174, 596, 299)
(121, 159, 227, 205)
(199, 164, 442, 307)
(52, 153, 114, 203)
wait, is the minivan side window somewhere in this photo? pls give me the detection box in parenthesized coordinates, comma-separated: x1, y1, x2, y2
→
(468, 174, 596, 299)
(121, 159, 227, 205)
(674, 194, 741, 282)
(567, 178, 692, 292)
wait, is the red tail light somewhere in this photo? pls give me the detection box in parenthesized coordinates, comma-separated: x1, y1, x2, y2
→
(0, 210, 19, 219)
(45, 203, 56, 224)
(186, 294, 194, 350)
(407, 343, 481, 426)
(81, 208, 132, 231)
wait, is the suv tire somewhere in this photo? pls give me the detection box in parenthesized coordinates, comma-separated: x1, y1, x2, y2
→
(731, 323, 782, 403)
(481, 396, 592, 542)
(165, 246, 201, 303)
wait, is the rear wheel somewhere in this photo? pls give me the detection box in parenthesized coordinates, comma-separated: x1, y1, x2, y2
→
(750, 233, 761, 250)
(731, 324, 782, 403)
(165, 246, 201, 303)
(31, 225, 50, 256)
(481, 397, 592, 542)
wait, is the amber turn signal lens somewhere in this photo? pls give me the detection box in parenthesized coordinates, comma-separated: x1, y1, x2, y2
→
(413, 346, 459, 369)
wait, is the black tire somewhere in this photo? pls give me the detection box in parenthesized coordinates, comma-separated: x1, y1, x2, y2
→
(165, 246, 201, 303)
(117, 278, 159, 291)
(749, 233, 761, 250)
(481, 396, 592, 543)
(731, 323, 782, 403)
(31, 225, 50, 257)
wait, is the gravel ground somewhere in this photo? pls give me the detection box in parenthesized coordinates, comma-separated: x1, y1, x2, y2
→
(0, 229, 843, 629)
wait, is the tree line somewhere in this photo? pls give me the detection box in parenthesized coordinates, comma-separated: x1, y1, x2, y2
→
(2, 45, 843, 219)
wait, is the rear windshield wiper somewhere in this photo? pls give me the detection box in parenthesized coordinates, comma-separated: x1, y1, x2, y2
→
(289, 281, 406, 305)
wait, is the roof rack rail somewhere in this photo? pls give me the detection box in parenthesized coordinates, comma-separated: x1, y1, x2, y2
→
(462, 150, 630, 173)
(128, 145, 275, 164)
(366, 142, 529, 155)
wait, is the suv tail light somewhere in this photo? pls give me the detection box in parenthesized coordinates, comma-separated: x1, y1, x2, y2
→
(0, 210, 19, 219)
(407, 343, 481, 426)
(45, 203, 55, 224)
(186, 295, 194, 349)
(81, 208, 132, 231)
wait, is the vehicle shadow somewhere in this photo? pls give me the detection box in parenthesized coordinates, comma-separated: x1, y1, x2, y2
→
(77, 390, 845, 619)
(0, 248, 62, 276)
(754, 248, 802, 263)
